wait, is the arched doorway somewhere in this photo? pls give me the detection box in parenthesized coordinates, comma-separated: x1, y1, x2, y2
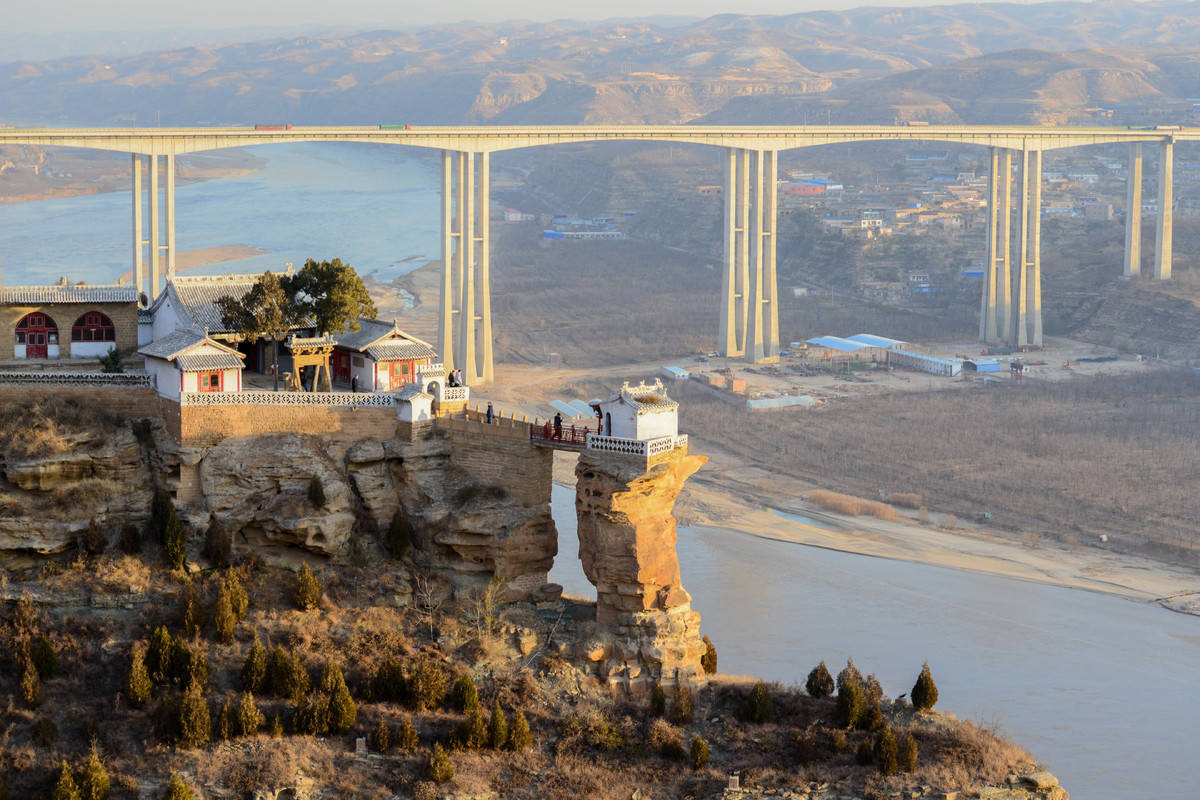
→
(70, 311, 116, 357)
(15, 312, 59, 359)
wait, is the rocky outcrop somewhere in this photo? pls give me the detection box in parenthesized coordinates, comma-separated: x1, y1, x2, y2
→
(574, 447, 708, 693)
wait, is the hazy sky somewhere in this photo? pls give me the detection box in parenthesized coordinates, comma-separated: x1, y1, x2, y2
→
(2, 0, 1053, 33)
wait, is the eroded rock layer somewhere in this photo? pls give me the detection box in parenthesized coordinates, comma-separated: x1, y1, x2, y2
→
(574, 447, 708, 694)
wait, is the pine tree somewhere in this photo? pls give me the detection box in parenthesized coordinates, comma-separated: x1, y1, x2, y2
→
(459, 709, 487, 749)
(700, 635, 718, 675)
(836, 658, 864, 694)
(78, 746, 110, 800)
(451, 674, 479, 713)
(169, 638, 209, 688)
(51, 760, 81, 800)
(307, 474, 327, 508)
(163, 501, 187, 570)
(265, 647, 309, 701)
(179, 583, 203, 639)
(217, 695, 237, 739)
(125, 646, 153, 707)
(649, 684, 667, 717)
(33, 635, 59, 679)
(806, 661, 835, 698)
(427, 743, 454, 783)
(899, 732, 919, 772)
(741, 681, 773, 723)
(371, 719, 392, 752)
(397, 716, 419, 750)
(488, 700, 508, 749)
(225, 569, 249, 620)
(370, 658, 406, 702)
(290, 692, 331, 735)
(836, 676, 867, 729)
(321, 661, 357, 734)
(911, 662, 939, 712)
(162, 774, 194, 800)
(202, 518, 230, 567)
(874, 726, 899, 776)
(407, 657, 447, 711)
(294, 563, 321, 611)
(20, 655, 42, 708)
(508, 710, 532, 751)
(671, 685, 694, 723)
(177, 681, 211, 747)
(690, 735, 709, 769)
(241, 638, 267, 692)
(146, 625, 175, 682)
(237, 692, 265, 736)
(213, 584, 236, 645)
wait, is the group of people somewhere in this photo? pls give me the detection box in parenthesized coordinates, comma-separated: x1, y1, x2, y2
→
(447, 369, 466, 387)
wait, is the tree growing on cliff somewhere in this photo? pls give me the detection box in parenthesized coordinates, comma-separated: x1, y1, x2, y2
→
(740, 681, 773, 723)
(163, 501, 187, 571)
(162, 774, 194, 800)
(217, 271, 304, 393)
(78, 745, 110, 800)
(488, 699, 508, 749)
(51, 760, 80, 800)
(911, 662, 939, 712)
(295, 563, 321, 611)
(178, 681, 212, 747)
(320, 659, 357, 733)
(900, 731, 919, 771)
(509, 710, 532, 751)
(427, 743, 454, 783)
(874, 726, 899, 776)
(806, 661, 835, 698)
(836, 676, 867, 729)
(241, 638, 267, 692)
(690, 735, 709, 769)
(125, 646, 153, 707)
(20, 654, 41, 708)
(451, 674, 479, 713)
(701, 635, 718, 675)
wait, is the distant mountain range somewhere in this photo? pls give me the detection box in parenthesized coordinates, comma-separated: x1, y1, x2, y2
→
(3, 1, 1199, 126)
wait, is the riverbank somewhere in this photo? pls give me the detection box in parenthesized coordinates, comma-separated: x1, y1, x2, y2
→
(550, 452, 1200, 617)
(113, 244, 271, 283)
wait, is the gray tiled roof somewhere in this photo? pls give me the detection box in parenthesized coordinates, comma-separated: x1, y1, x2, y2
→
(0, 284, 138, 305)
(176, 352, 245, 371)
(138, 329, 206, 360)
(366, 341, 438, 362)
(333, 318, 396, 351)
(168, 274, 263, 332)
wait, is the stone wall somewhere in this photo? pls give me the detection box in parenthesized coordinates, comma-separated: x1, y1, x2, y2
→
(0, 301, 139, 360)
(177, 404, 399, 451)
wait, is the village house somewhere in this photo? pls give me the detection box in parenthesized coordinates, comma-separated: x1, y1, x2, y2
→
(1, 279, 139, 361)
(331, 317, 438, 391)
(138, 329, 245, 399)
(594, 379, 679, 440)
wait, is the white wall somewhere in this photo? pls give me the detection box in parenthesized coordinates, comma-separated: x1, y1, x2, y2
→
(138, 322, 154, 347)
(47, 344, 59, 358)
(635, 408, 678, 440)
(598, 400, 637, 438)
(398, 395, 432, 422)
(150, 359, 181, 400)
(14, 344, 25, 359)
(71, 341, 115, 358)
(350, 355, 375, 390)
(375, 362, 390, 392)
(151, 296, 183, 340)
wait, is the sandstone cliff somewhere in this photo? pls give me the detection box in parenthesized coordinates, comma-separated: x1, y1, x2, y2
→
(574, 447, 709, 693)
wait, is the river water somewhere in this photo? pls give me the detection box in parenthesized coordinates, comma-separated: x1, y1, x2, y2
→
(549, 486, 1200, 800)
(0, 142, 442, 286)
(2, 144, 1197, 799)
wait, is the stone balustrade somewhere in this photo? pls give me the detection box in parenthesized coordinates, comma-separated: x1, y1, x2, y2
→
(180, 390, 396, 407)
(0, 371, 154, 387)
(585, 433, 688, 457)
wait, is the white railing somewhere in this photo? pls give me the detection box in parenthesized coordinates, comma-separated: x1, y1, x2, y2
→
(180, 391, 396, 407)
(439, 386, 469, 403)
(0, 372, 153, 387)
(585, 433, 687, 457)
(417, 362, 446, 378)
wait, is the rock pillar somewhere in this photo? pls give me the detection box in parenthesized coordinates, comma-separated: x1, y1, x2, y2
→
(574, 447, 708, 693)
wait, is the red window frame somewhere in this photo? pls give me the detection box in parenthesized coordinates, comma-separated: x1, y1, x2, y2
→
(71, 311, 116, 342)
(198, 371, 224, 392)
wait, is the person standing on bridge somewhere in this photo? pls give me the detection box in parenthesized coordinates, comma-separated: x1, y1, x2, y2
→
(486, 402, 494, 424)
(553, 412, 563, 440)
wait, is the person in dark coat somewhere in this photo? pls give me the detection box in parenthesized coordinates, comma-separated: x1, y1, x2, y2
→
(351, 374, 359, 393)
(486, 401, 494, 423)
(553, 412, 563, 440)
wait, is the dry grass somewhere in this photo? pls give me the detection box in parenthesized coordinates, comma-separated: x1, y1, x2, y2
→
(0, 396, 122, 458)
(887, 493, 923, 509)
(810, 490, 898, 521)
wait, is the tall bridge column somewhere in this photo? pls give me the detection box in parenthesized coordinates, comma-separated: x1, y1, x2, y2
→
(131, 155, 145, 305)
(980, 147, 1001, 344)
(1009, 147, 1044, 348)
(165, 153, 176, 285)
(998, 149, 1014, 342)
(1123, 143, 1143, 277)
(1154, 140, 1174, 280)
(719, 148, 779, 363)
(438, 150, 494, 385)
(149, 154, 160, 301)
(1011, 147, 1030, 348)
(1028, 149, 1043, 346)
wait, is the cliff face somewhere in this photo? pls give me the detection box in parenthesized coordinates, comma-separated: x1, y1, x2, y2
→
(574, 447, 708, 693)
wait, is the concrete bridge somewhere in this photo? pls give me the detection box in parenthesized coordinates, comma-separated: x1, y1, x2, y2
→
(2, 124, 1195, 381)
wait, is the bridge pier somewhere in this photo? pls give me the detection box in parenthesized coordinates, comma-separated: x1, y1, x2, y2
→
(1009, 147, 1042, 348)
(439, 150, 493, 385)
(131, 153, 177, 304)
(1124, 143, 1143, 277)
(980, 148, 1001, 344)
(718, 148, 779, 362)
(1155, 140, 1174, 280)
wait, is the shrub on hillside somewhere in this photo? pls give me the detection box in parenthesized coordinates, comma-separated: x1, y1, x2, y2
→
(671, 685, 694, 723)
(146, 626, 175, 681)
(836, 658, 863, 693)
(237, 692, 265, 736)
(427, 743, 454, 783)
(119, 523, 142, 555)
(740, 681, 773, 723)
(372, 720, 392, 752)
(488, 699, 508, 749)
(691, 735, 709, 769)
(397, 716, 419, 750)
(875, 726, 899, 775)
(20, 655, 41, 708)
(290, 692, 332, 736)
(163, 501, 187, 570)
(264, 647, 309, 702)
(169, 639, 209, 688)
(863, 673, 885, 706)
(912, 662, 939, 711)
(864, 699, 886, 732)
(241, 638, 267, 692)
(52, 760, 80, 800)
(179, 583, 204, 639)
(217, 696, 237, 740)
(407, 657, 447, 711)
(837, 677, 867, 729)
(649, 684, 667, 718)
(202, 518, 231, 567)
(887, 492, 923, 509)
(162, 774, 194, 800)
(33, 635, 59, 679)
(900, 731, 919, 772)
(701, 635, 718, 675)
(78, 520, 106, 559)
(451, 674, 479, 713)
(320, 660, 357, 733)
(806, 661, 834, 698)
(509, 710, 532, 751)
(856, 737, 874, 765)
(125, 646, 153, 707)
(457, 709, 488, 750)
(178, 681, 211, 747)
(369, 658, 406, 702)
(213, 584, 236, 644)
(225, 568, 249, 620)
(295, 563, 321, 611)
(79, 745, 110, 800)
(809, 489, 897, 521)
